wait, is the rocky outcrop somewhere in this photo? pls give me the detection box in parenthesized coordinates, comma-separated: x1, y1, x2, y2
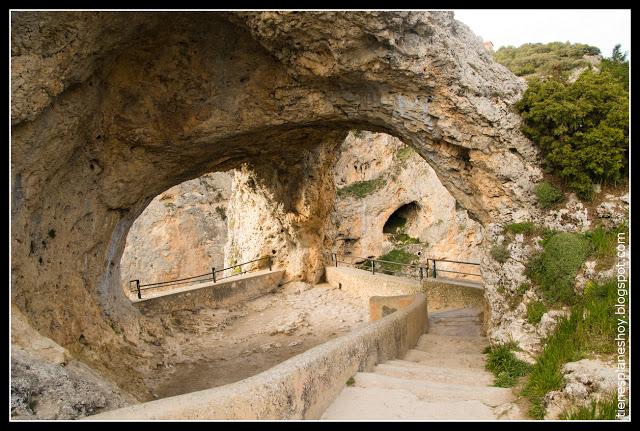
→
(326, 131, 483, 269)
(120, 172, 232, 297)
(11, 10, 544, 402)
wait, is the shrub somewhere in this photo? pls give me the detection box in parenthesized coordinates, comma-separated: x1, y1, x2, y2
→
(526, 301, 547, 325)
(490, 244, 510, 263)
(525, 232, 592, 305)
(336, 177, 386, 199)
(376, 248, 419, 273)
(395, 146, 416, 163)
(484, 343, 531, 387)
(516, 47, 629, 198)
(534, 182, 564, 208)
(504, 221, 536, 236)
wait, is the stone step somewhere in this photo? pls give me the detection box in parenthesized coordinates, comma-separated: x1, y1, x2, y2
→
(320, 387, 500, 420)
(429, 308, 483, 320)
(427, 323, 483, 336)
(352, 372, 514, 406)
(415, 334, 489, 354)
(375, 362, 494, 386)
(403, 349, 486, 369)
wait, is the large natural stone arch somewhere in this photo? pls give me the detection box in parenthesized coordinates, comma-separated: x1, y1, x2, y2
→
(11, 11, 542, 395)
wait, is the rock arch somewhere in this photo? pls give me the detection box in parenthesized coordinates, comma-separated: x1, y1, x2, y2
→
(11, 11, 542, 394)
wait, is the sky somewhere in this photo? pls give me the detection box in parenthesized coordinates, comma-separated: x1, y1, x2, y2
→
(452, 9, 631, 58)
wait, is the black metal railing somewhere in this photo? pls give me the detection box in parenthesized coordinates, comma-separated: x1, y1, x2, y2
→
(329, 253, 482, 282)
(129, 255, 273, 299)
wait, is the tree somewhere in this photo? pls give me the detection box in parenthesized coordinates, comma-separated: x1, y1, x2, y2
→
(516, 45, 629, 199)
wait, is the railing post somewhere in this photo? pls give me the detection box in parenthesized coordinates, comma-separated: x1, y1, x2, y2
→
(134, 280, 141, 299)
(371, 259, 375, 275)
(212, 268, 216, 283)
(419, 266, 423, 281)
(268, 256, 272, 271)
(333, 253, 338, 267)
(432, 260, 437, 278)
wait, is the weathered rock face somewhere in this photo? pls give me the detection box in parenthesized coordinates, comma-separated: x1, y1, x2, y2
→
(120, 172, 232, 297)
(11, 10, 543, 398)
(326, 131, 483, 268)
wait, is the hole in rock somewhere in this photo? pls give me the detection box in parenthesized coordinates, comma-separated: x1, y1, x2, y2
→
(383, 202, 419, 234)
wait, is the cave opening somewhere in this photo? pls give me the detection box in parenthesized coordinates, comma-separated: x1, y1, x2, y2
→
(383, 202, 420, 234)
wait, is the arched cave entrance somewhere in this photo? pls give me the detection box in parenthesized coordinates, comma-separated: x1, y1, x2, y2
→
(11, 11, 540, 400)
(383, 202, 420, 234)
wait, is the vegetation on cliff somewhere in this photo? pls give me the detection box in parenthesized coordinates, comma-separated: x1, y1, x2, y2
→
(493, 42, 600, 79)
(516, 46, 629, 199)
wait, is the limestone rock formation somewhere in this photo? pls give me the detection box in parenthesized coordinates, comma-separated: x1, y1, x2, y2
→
(11, 10, 545, 407)
(120, 172, 232, 297)
(326, 131, 483, 269)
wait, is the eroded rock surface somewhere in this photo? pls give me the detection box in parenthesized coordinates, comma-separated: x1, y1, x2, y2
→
(12, 10, 545, 412)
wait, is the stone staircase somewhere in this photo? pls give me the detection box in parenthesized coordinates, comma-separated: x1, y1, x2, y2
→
(320, 308, 524, 420)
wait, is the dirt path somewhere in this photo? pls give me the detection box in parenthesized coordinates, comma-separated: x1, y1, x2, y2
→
(142, 282, 369, 399)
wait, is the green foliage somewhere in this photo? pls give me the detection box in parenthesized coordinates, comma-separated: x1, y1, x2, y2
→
(526, 300, 547, 324)
(516, 47, 629, 199)
(336, 177, 386, 199)
(346, 376, 356, 386)
(390, 233, 421, 245)
(484, 343, 531, 387)
(493, 42, 601, 79)
(376, 248, 419, 273)
(525, 232, 592, 305)
(559, 393, 620, 420)
(490, 244, 510, 263)
(534, 182, 564, 208)
(504, 221, 536, 236)
(521, 278, 624, 418)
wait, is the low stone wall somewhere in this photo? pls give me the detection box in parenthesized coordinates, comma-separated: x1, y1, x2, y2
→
(325, 265, 421, 297)
(87, 293, 428, 420)
(133, 270, 285, 315)
(421, 277, 485, 312)
(326, 266, 485, 315)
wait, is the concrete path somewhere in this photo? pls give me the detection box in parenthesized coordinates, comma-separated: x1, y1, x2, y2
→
(321, 308, 524, 420)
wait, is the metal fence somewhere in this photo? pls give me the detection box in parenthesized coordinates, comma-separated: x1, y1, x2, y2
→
(129, 255, 273, 299)
(330, 253, 482, 282)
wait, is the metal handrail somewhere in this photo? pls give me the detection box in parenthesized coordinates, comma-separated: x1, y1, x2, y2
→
(330, 252, 482, 281)
(129, 255, 273, 299)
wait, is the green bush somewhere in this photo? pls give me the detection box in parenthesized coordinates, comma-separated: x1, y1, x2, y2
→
(336, 177, 386, 199)
(504, 221, 536, 236)
(534, 182, 564, 208)
(516, 47, 629, 199)
(484, 343, 531, 387)
(521, 278, 624, 419)
(526, 301, 547, 325)
(525, 232, 592, 305)
(490, 244, 510, 263)
(376, 248, 419, 273)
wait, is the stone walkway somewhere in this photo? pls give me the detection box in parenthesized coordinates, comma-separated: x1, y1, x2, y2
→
(321, 308, 525, 420)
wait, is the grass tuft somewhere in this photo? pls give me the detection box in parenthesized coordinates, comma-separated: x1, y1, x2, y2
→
(484, 342, 531, 387)
(490, 244, 511, 263)
(526, 300, 547, 325)
(535, 182, 564, 208)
